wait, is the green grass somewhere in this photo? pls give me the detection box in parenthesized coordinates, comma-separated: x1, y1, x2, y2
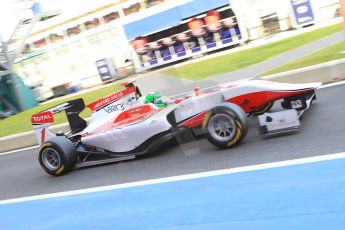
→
(162, 23, 343, 80)
(262, 40, 345, 76)
(0, 84, 121, 138)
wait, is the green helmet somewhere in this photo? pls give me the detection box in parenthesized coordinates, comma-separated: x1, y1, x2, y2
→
(145, 93, 165, 108)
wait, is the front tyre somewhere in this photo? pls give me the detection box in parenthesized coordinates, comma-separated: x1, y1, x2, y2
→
(38, 137, 77, 176)
(204, 103, 248, 149)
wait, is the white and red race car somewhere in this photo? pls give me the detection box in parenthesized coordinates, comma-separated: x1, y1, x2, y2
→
(31, 79, 321, 176)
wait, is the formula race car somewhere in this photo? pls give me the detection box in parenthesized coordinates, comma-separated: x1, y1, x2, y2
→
(31, 79, 321, 176)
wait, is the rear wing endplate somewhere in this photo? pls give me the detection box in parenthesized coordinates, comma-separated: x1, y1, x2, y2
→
(31, 98, 86, 145)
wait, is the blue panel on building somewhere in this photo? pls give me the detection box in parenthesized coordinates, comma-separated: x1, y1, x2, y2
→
(207, 43, 217, 49)
(222, 38, 233, 44)
(150, 60, 158, 65)
(177, 51, 186, 57)
(191, 47, 202, 53)
(124, 0, 231, 40)
(124, 9, 181, 40)
(177, 0, 230, 19)
(163, 56, 172, 61)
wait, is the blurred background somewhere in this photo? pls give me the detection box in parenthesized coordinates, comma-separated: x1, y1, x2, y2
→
(0, 0, 343, 118)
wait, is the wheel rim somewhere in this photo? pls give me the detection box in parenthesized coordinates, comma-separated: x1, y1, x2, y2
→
(208, 113, 236, 142)
(41, 148, 61, 171)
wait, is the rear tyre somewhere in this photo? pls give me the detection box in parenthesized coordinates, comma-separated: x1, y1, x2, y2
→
(203, 103, 248, 149)
(38, 137, 77, 176)
(253, 102, 274, 115)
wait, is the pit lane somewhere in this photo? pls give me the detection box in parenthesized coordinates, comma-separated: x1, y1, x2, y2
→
(0, 83, 344, 200)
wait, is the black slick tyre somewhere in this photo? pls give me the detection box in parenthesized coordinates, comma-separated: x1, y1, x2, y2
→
(203, 103, 248, 149)
(38, 137, 77, 176)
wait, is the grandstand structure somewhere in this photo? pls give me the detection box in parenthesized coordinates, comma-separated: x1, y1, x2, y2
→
(4, 0, 341, 93)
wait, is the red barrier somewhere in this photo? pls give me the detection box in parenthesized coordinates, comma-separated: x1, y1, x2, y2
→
(188, 18, 206, 37)
(131, 36, 148, 54)
(205, 11, 222, 32)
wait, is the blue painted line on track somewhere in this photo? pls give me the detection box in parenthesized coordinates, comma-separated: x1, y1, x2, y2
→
(1, 158, 345, 230)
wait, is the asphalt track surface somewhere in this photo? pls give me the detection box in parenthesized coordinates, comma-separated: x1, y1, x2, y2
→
(0, 83, 344, 201)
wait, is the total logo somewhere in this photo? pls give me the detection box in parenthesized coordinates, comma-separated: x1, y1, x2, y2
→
(31, 112, 54, 124)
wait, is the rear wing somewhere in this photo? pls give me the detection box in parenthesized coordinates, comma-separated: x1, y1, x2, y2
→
(31, 82, 141, 145)
(31, 99, 87, 145)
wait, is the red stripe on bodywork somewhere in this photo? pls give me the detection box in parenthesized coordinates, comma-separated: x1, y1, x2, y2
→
(114, 104, 155, 123)
(227, 90, 311, 113)
(41, 128, 46, 143)
(82, 104, 159, 138)
(179, 111, 207, 128)
(179, 89, 313, 129)
(87, 86, 135, 111)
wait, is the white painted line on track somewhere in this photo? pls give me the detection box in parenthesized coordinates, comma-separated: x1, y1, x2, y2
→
(319, 80, 345, 89)
(262, 58, 345, 80)
(0, 145, 39, 156)
(1, 151, 345, 205)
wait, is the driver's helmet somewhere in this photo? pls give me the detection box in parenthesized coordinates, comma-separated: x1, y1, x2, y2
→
(145, 92, 166, 108)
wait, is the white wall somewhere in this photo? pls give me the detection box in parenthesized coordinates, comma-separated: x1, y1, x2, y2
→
(232, 0, 341, 40)
(312, 0, 340, 21)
